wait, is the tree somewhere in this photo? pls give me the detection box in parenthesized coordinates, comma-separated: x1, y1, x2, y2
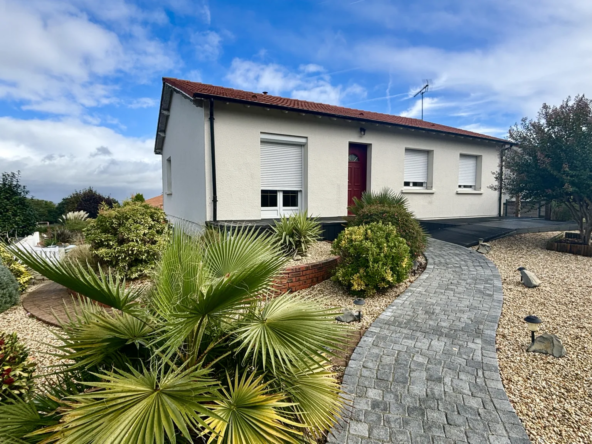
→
(0, 172, 36, 239)
(496, 95, 592, 244)
(29, 198, 60, 224)
(57, 187, 118, 219)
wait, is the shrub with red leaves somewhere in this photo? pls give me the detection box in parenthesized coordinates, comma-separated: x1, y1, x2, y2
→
(0, 332, 36, 401)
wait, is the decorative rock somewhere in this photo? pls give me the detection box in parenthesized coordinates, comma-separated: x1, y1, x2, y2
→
(335, 309, 357, 323)
(527, 333, 566, 357)
(518, 267, 541, 288)
(476, 239, 492, 254)
(292, 254, 302, 261)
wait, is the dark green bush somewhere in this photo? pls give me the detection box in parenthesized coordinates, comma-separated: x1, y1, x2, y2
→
(331, 222, 412, 296)
(0, 332, 36, 401)
(84, 201, 169, 279)
(0, 264, 19, 313)
(271, 211, 322, 257)
(57, 187, 118, 219)
(0, 172, 37, 239)
(349, 204, 427, 258)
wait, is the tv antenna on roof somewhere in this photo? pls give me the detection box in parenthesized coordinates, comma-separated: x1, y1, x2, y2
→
(413, 80, 431, 121)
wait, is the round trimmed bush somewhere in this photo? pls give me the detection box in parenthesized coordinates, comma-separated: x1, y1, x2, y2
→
(0, 263, 19, 313)
(331, 222, 412, 296)
(84, 201, 169, 279)
(349, 204, 427, 258)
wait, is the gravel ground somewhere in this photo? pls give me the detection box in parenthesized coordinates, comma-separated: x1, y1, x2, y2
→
(483, 232, 592, 444)
(285, 241, 335, 266)
(0, 284, 64, 382)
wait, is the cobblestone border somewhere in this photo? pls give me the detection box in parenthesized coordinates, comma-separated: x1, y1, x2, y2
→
(328, 238, 529, 444)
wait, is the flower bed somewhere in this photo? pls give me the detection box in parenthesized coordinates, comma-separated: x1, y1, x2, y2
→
(546, 232, 592, 257)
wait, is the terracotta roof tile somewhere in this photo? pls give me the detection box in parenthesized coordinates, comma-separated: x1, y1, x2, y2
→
(145, 194, 163, 209)
(163, 77, 508, 144)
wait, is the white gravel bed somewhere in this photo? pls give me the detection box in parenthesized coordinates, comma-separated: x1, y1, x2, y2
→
(483, 232, 592, 444)
(294, 255, 427, 330)
(285, 241, 335, 267)
(0, 303, 64, 381)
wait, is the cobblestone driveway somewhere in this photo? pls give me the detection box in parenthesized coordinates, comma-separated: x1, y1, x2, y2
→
(328, 239, 529, 444)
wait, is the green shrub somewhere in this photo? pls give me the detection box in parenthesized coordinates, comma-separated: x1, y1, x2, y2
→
(271, 211, 322, 257)
(0, 245, 32, 292)
(348, 187, 409, 215)
(0, 264, 20, 313)
(0, 332, 36, 401)
(331, 222, 412, 296)
(349, 204, 427, 258)
(84, 201, 169, 279)
(64, 245, 101, 272)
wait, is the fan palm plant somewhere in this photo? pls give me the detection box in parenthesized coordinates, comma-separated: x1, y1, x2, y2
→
(348, 187, 409, 215)
(0, 226, 347, 444)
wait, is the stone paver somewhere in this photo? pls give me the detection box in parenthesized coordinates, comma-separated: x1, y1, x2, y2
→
(22, 281, 79, 326)
(328, 239, 529, 444)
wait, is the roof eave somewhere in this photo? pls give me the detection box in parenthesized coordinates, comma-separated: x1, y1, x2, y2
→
(185, 90, 511, 146)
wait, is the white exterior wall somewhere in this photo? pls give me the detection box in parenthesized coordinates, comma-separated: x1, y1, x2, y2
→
(209, 103, 502, 220)
(161, 92, 208, 226)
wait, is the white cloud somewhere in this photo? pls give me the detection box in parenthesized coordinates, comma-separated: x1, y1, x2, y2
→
(0, 0, 175, 115)
(128, 97, 158, 108)
(327, 0, 592, 118)
(226, 59, 366, 105)
(0, 117, 161, 201)
(191, 30, 223, 61)
(400, 97, 442, 119)
(460, 124, 508, 137)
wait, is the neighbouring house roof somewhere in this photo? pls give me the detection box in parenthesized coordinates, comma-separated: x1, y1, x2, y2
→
(156, 77, 510, 153)
(145, 195, 163, 209)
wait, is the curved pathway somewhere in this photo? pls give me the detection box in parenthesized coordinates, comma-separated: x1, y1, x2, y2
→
(328, 239, 529, 444)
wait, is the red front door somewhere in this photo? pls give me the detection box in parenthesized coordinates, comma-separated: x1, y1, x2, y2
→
(348, 144, 367, 213)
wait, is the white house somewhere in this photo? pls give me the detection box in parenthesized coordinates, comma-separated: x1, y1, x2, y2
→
(154, 78, 510, 229)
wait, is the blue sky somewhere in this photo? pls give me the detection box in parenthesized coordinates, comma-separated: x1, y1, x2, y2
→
(1, 0, 591, 202)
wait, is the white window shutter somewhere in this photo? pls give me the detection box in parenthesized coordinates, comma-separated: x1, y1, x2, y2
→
(260, 142, 303, 190)
(404, 149, 428, 182)
(458, 155, 477, 186)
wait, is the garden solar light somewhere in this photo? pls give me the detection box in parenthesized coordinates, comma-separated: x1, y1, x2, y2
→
(524, 315, 543, 344)
(353, 298, 365, 322)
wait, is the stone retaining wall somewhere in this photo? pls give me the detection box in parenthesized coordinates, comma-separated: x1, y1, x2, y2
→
(272, 256, 339, 294)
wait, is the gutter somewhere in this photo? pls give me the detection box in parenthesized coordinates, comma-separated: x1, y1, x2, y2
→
(209, 98, 218, 222)
(190, 91, 508, 146)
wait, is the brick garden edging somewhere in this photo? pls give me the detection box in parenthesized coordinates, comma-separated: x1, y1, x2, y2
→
(272, 256, 339, 294)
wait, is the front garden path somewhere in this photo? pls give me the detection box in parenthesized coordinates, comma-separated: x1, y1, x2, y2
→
(328, 239, 529, 444)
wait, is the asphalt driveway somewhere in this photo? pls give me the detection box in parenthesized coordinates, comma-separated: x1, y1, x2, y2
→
(420, 217, 577, 247)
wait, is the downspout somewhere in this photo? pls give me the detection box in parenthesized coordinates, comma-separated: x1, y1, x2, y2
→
(498, 144, 512, 217)
(209, 98, 218, 222)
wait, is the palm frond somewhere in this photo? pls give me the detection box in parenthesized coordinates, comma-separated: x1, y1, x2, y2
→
(3, 243, 142, 314)
(232, 295, 347, 372)
(205, 369, 301, 444)
(0, 399, 58, 443)
(277, 365, 343, 440)
(51, 298, 154, 370)
(150, 226, 286, 356)
(271, 212, 322, 256)
(40, 364, 219, 444)
(348, 187, 409, 215)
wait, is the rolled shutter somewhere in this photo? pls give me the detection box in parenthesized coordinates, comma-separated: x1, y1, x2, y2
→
(404, 149, 428, 182)
(261, 142, 303, 190)
(458, 155, 477, 186)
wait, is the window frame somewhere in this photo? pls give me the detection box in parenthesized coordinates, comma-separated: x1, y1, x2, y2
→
(165, 156, 172, 195)
(457, 154, 482, 192)
(403, 148, 433, 191)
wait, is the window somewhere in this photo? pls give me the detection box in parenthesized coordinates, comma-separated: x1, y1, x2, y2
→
(404, 149, 429, 189)
(348, 154, 359, 162)
(165, 157, 172, 194)
(458, 155, 478, 189)
(261, 190, 278, 207)
(260, 136, 304, 217)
